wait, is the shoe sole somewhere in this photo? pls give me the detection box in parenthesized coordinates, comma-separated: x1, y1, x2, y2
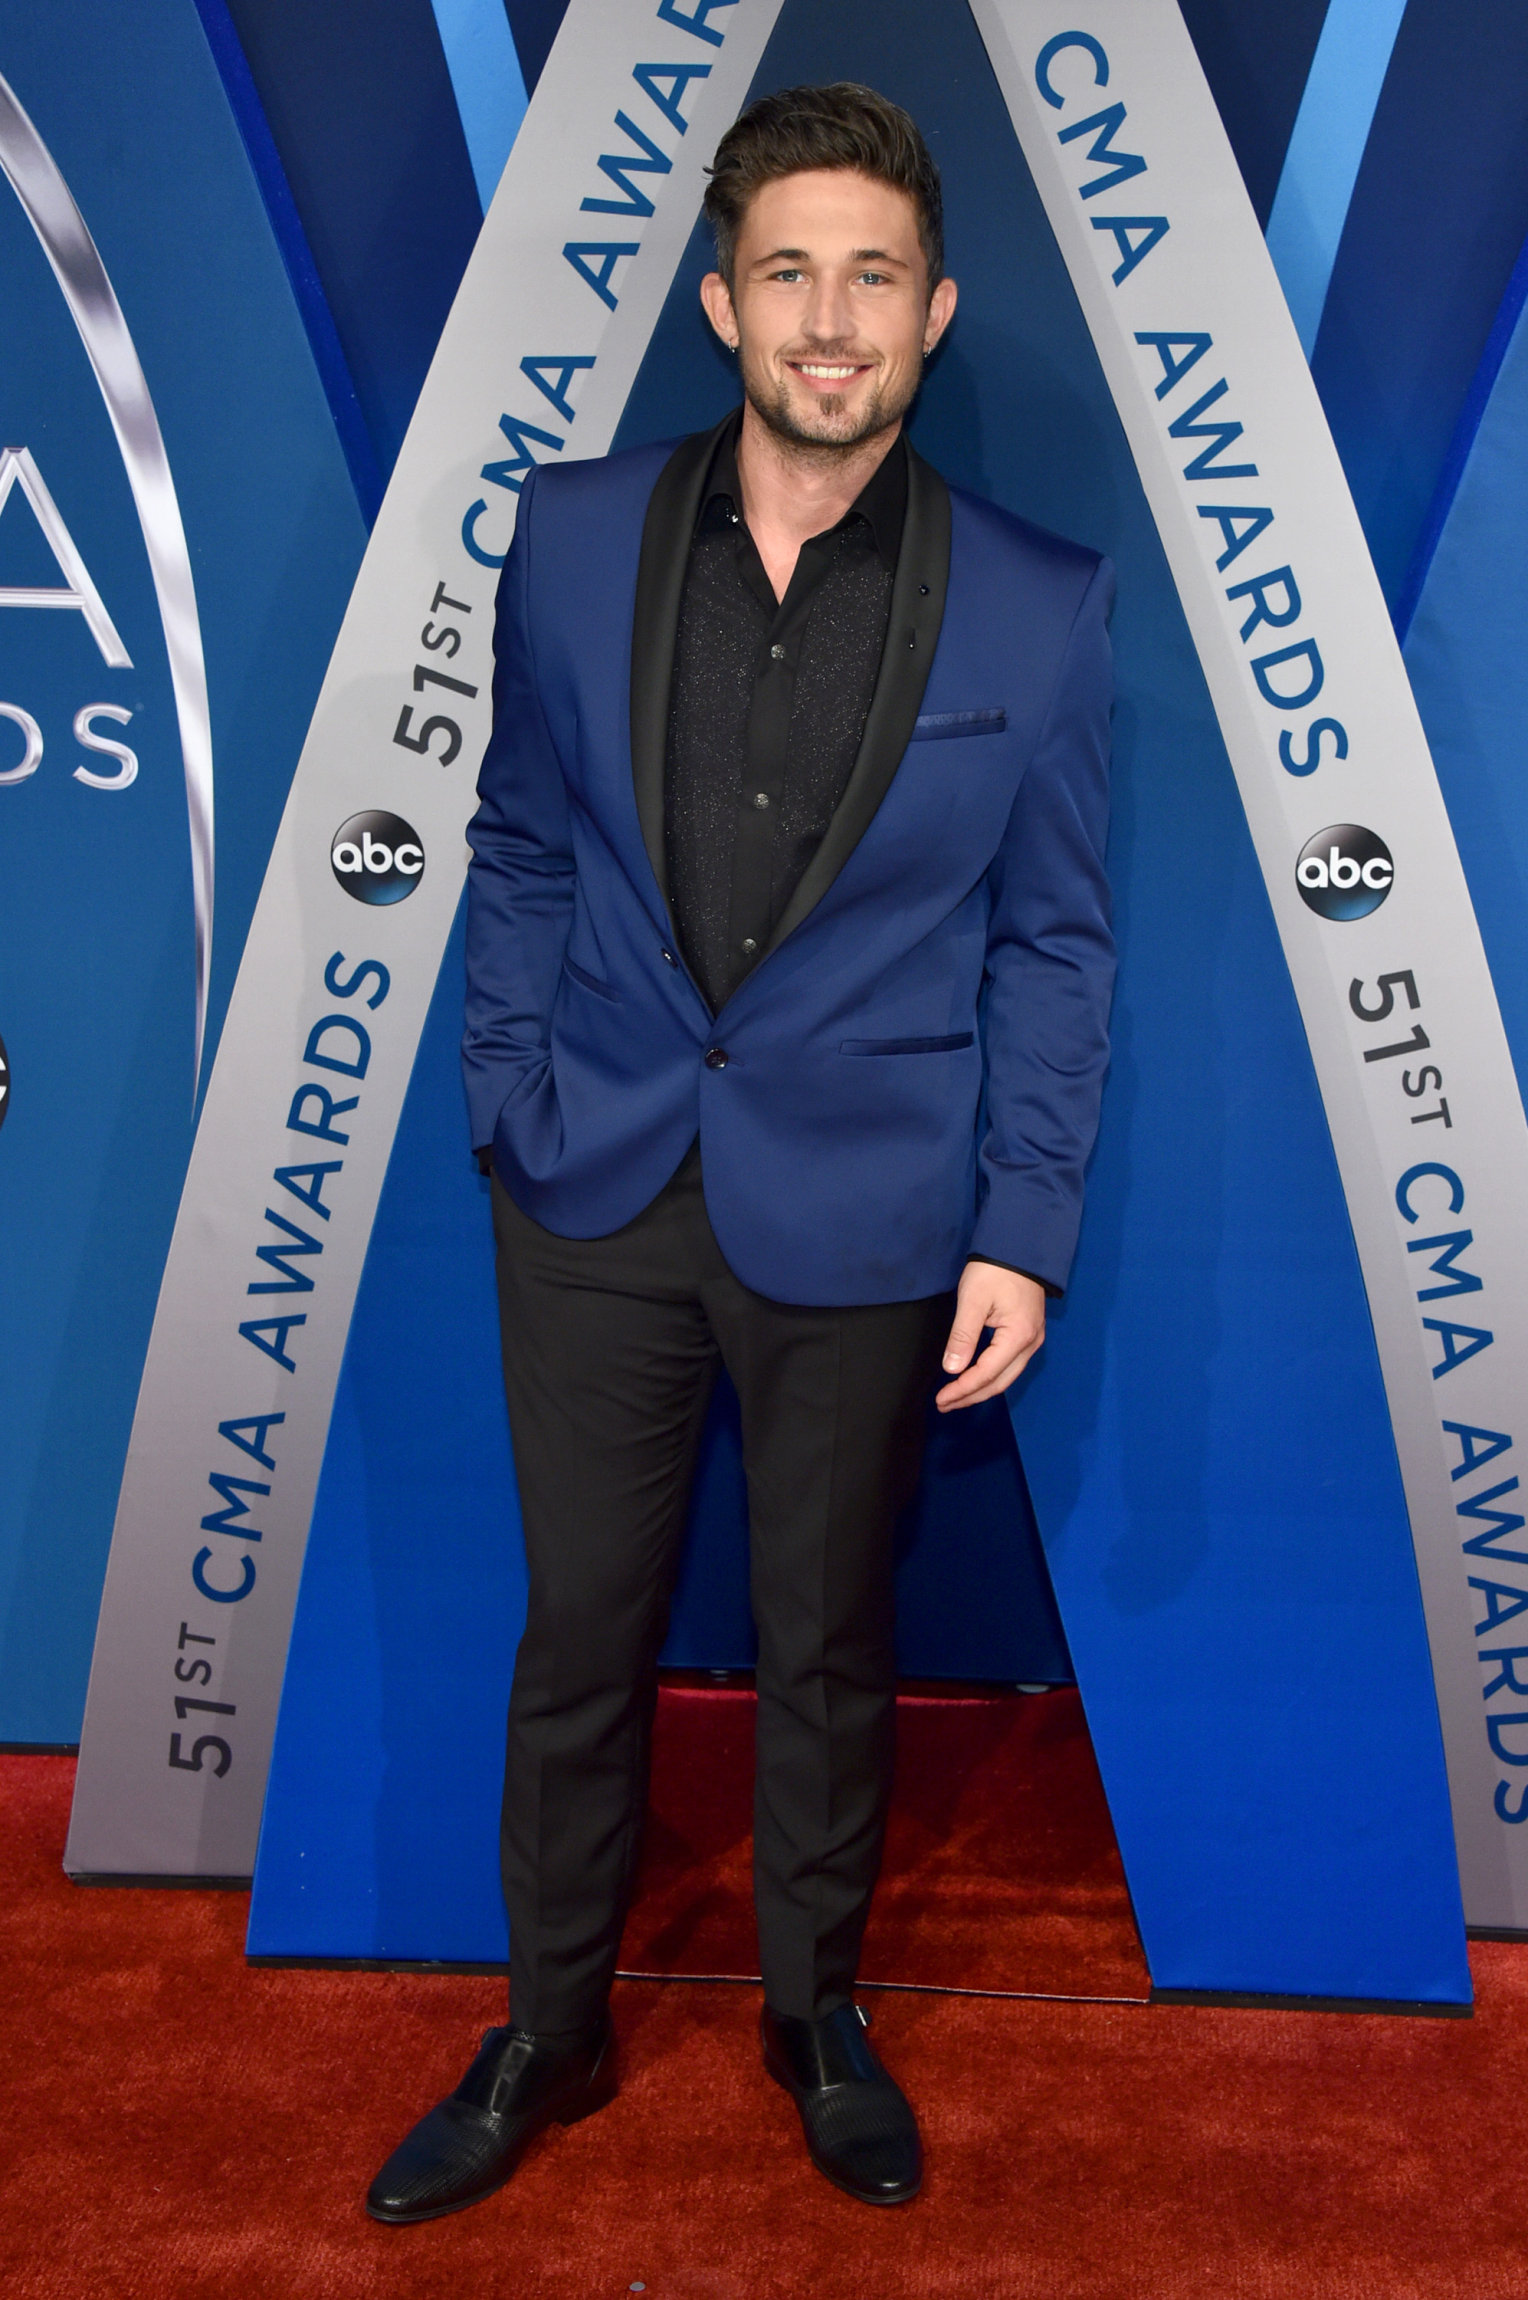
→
(763, 2053, 922, 2207)
(367, 2053, 618, 2225)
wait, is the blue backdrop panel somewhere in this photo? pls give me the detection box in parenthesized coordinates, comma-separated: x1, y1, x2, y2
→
(217, 0, 484, 487)
(0, 0, 366, 1742)
(252, 0, 1466, 2001)
(245, 908, 523, 1963)
(1312, 0, 1528, 615)
(1404, 254, 1528, 1122)
(504, 0, 566, 96)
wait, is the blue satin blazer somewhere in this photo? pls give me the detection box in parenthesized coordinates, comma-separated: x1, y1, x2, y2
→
(463, 416, 1114, 1305)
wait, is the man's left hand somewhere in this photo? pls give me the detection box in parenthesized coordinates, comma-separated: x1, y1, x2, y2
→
(935, 1262, 1047, 1412)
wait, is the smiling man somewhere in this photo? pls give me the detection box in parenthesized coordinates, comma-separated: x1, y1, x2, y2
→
(369, 83, 1115, 2223)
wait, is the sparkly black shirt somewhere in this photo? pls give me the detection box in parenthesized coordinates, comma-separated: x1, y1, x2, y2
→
(664, 414, 907, 1013)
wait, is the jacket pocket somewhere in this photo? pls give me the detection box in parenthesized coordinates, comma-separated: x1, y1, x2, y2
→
(562, 954, 620, 1002)
(839, 1033, 975, 1055)
(908, 708, 1007, 741)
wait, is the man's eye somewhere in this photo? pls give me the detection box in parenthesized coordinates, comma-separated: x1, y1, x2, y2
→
(771, 268, 804, 283)
(855, 272, 890, 287)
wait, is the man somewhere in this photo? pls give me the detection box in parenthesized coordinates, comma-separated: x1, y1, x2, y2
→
(369, 82, 1113, 2222)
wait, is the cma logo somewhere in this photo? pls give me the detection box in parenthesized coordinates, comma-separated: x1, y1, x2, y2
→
(1296, 824, 1394, 921)
(0, 444, 139, 789)
(331, 812, 425, 905)
(0, 69, 214, 1081)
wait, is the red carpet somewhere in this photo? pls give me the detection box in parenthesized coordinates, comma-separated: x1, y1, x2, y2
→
(5, 1718, 1527, 2296)
(627, 1682, 1148, 1997)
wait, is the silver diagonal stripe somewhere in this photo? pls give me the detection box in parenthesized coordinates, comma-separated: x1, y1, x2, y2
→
(0, 72, 214, 1090)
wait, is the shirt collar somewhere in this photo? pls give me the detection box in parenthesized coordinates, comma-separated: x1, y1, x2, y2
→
(698, 406, 907, 572)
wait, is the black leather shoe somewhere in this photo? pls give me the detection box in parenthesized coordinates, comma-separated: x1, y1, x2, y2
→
(762, 2002, 922, 2205)
(366, 2016, 616, 2224)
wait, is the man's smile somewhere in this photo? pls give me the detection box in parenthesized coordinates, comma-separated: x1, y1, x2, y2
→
(786, 358, 874, 389)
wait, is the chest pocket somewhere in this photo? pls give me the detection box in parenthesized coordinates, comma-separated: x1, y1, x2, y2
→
(909, 708, 1007, 742)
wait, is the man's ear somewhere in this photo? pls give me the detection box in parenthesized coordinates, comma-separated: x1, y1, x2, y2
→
(923, 275, 958, 356)
(700, 270, 739, 352)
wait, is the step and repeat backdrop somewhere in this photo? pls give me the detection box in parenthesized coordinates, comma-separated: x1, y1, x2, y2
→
(4, 0, 1528, 1999)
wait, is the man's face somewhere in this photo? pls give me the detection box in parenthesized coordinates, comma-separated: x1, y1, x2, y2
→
(702, 169, 957, 454)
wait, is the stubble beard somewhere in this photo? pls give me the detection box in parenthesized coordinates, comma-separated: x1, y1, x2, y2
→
(740, 344, 920, 463)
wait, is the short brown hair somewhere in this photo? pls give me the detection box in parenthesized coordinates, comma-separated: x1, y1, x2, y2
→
(703, 83, 944, 293)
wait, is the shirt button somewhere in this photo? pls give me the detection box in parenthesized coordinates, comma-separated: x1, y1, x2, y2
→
(753, 791, 770, 810)
(704, 1046, 729, 1070)
(741, 937, 757, 955)
(660, 948, 678, 967)
(770, 643, 785, 661)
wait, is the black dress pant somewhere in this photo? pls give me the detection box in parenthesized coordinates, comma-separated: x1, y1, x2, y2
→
(491, 1146, 951, 2038)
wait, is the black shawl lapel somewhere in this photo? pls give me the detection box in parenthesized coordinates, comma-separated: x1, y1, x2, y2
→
(629, 413, 735, 911)
(763, 440, 951, 959)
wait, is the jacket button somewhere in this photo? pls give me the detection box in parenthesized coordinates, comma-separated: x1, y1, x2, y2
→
(704, 1047, 728, 1070)
(660, 948, 678, 966)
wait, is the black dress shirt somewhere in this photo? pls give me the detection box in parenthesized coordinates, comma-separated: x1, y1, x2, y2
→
(664, 414, 906, 1014)
(657, 415, 1047, 1295)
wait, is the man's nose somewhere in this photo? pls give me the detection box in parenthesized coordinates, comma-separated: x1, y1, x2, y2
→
(800, 274, 855, 345)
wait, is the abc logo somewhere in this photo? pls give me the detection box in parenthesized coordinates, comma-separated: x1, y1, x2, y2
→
(1295, 824, 1393, 921)
(331, 811, 425, 906)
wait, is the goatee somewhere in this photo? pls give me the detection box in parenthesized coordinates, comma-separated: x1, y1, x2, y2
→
(742, 359, 919, 461)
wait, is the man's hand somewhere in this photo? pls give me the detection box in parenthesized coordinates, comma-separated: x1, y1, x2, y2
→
(935, 1262, 1047, 1412)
